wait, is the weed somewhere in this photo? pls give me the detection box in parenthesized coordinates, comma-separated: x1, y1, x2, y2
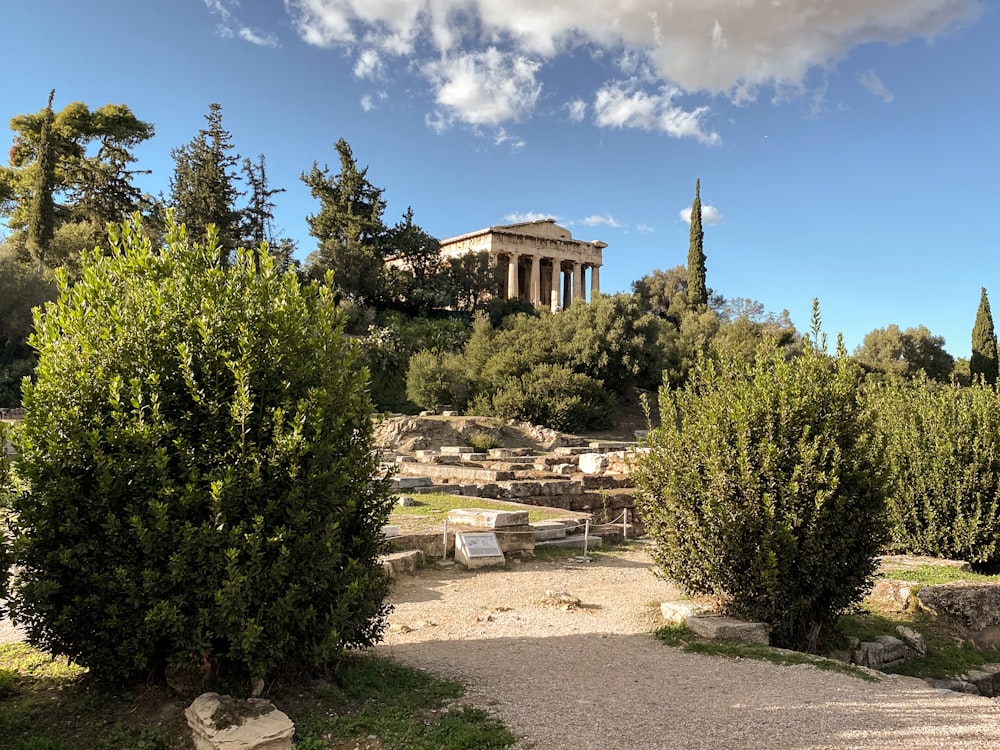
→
(467, 432, 503, 452)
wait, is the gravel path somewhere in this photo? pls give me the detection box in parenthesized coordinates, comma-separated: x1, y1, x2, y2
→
(378, 542, 1000, 750)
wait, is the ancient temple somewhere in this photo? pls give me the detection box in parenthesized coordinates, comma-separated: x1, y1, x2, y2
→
(439, 219, 605, 312)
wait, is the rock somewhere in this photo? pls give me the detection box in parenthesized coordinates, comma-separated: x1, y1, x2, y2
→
(860, 641, 885, 669)
(923, 677, 980, 695)
(868, 579, 917, 611)
(186, 693, 294, 750)
(447, 508, 530, 529)
(539, 590, 581, 610)
(660, 599, 713, 625)
(396, 495, 415, 507)
(917, 583, 1000, 632)
(963, 664, 1000, 698)
(553, 463, 576, 476)
(874, 635, 908, 664)
(895, 625, 927, 656)
(578, 453, 610, 475)
(381, 549, 423, 577)
(685, 616, 769, 645)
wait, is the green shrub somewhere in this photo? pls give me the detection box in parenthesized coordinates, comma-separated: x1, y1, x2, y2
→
(867, 378, 1000, 566)
(466, 431, 502, 452)
(10, 218, 393, 684)
(471, 364, 615, 432)
(632, 347, 887, 650)
(406, 349, 471, 411)
(0, 421, 16, 619)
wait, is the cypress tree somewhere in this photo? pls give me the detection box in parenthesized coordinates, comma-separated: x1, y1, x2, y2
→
(27, 90, 57, 273)
(971, 287, 999, 385)
(686, 179, 707, 307)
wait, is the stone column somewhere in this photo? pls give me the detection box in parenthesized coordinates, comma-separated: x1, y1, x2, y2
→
(573, 262, 584, 304)
(550, 260, 561, 312)
(507, 252, 519, 300)
(590, 264, 601, 296)
(529, 255, 541, 305)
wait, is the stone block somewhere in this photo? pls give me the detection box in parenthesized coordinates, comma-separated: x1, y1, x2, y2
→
(391, 476, 433, 490)
(447, 508, 530, 528)
(685, 616, 769, 645)
(917, 583, 1000, 631)
(381, 525, 400, 539)
(868, 579, 916, 611)
(660, 600, 713, 624)
(439, 446, 465, 455)
(186, 693, 294, 750)
(396, 495, 415, 507)
(875, 635, 908, 664)
(578, 453, 610, 475)
(498, 480, 542, 498)
(860, 641, 885, 669)
(530, 521, 568, 541)
(381, 549, 423, 577)
(493, 526, 536, 553)
(553, 463, 576, 476)
(460, 452, 487, 461)
(964, 664, 1000, 698)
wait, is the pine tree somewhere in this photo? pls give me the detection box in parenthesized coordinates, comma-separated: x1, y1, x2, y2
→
(686, 179, 707, 307)
(971, 287, 998, 385)
(26, 91, 57, 273)
(169, 103, 242, 260)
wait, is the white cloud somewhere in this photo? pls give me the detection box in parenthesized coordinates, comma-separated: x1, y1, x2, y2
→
(494, 128, 526, 150)
(593, 82, 720, 144)
(567, 99, 586, 123)
(280, 0, 981, 134)
(858, 69, 895, 103)
(354, 49, 384, 79)
(680, 205, 724, 225)
(503, 212, 557, 224)
(422, 48, 542, 128)
(239, 27, 279, 47)
(580, 214, 622, 228)
(636, 223, 654, 234)
(361, 94, 375, 112)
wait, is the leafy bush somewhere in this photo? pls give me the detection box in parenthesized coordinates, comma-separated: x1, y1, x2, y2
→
(406, 349, 471, 411)
(867, 377, 1000, 566)
(10, 218, 393, 684)
(471, 364, 615, 432)
(466, 431, 502, 452)
(632, 347, 887, 650)
(0, 421, 17, 619)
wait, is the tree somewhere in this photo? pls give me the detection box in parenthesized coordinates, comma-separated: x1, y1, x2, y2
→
(169, 103, 242, 258)
(853, 324, 954, 382)
(239, 154, 297, 273)
(10, 217, 393, 684)
(686, 179, 707, 307)
(3, 94, 155, 272)
(633, 347, 887, 650)
(26, 91, 57, 272)
(971, 287, 998, 385)
(0, 247, 58, 405)
(302, 139, 387, 304)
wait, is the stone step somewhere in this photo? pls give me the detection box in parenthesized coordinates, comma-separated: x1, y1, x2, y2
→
(686, 615, 769, 645)
(448, 508, 530, 529)
(535, 535, 602, 551)
(530, 520, 568, 541)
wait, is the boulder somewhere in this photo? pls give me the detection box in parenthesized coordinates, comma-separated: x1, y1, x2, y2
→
(685, 615, 769, 645)
(917, 584, 1000, 632)
(186, 693, 294, 750)
(578, 453, 610, 475)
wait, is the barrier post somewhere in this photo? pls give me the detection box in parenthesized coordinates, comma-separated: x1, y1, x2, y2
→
(623, 508, 629, 539)
(442, 518, 448, 560)
(583, 518, 590, 557)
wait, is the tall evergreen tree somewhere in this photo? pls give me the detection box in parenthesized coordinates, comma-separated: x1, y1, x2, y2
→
(302, 139, 387, 303)
(169, 103, 242, 260)
(686, 178, 707, 307)
(971, 287, 998, 385)
(26, 91, 57, 272)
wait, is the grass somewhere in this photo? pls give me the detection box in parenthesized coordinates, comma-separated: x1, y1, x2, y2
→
(878, 565, 1000, 586)
(0, 644, 518, 750)
(653, 624, 880, 682)
(390, 491, 577, 532)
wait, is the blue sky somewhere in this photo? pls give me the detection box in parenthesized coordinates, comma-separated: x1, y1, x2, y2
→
(2, 0, 997, 358)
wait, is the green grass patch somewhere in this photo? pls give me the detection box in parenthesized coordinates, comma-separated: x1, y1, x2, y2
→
(1, 644, 517, 750)
(285, 655, 517, 749)
(880, 565, 1000, 586)
(391, 492, 572, 526)
(653, 625, 879, 682)
(837, 610, 995, 680)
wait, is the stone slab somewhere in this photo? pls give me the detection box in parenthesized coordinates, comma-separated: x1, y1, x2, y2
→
(685, 616, 769, 645)
(531, 521, 568, 541)
(660, 600, 713, 624)
(186, 693, 294, 750)
(381, 549, 423, 577)
(395, 462, 515, 482)
(578, 453, 610, 475)
(391, 476, 433, 490)
(534, 535, 602, 551)
(448, 508, 530, 528)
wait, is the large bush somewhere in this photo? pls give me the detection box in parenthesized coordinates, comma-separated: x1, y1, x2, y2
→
(10, 219, 393, 684)
(867, 378, 1000, 566)
(632, 347, 887, 649)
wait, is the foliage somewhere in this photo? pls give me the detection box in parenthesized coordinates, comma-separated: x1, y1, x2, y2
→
(867, 377, 1000, 566)
(406, 349, 471, 411)
(971, 287, 998, 385)
(685, 179, 707, 307)
(169, 103, 242, 256)
(471, 363, 615, 432)
(2, 93, 155, 272)
(633, 346, 888, 650)
(10, 217, 393, 684)
(302, 139, 388, 304)
(466, 431, 502, 452)
(0, 421, 16, 617)
(0, 252, 58, 406)
(853, 324, 954, 382)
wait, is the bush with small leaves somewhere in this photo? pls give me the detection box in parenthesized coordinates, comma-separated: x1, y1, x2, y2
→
(632, 346, 887, 650)
(10, 217, 393, 684)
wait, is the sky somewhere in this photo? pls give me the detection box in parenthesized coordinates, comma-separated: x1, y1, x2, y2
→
(2, 0, 997, 358)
